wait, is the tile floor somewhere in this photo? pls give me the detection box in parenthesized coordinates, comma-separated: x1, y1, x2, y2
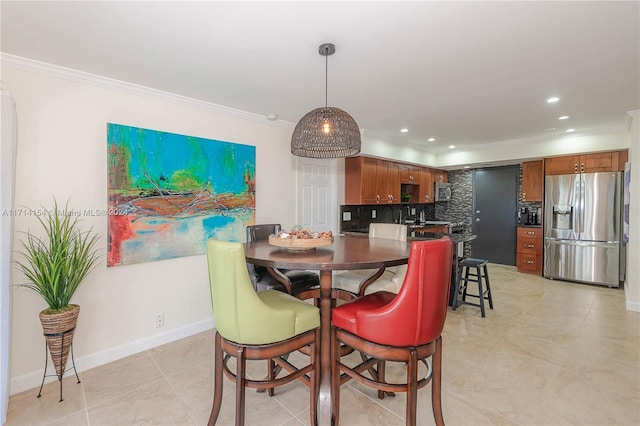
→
(6, 264, 640, 425)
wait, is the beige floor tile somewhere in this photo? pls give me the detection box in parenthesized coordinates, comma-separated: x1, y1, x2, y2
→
(6, 377, 85, 426)
(164, 362, 216, 414)
(45, 409, 88, 426)
(148, 332, 213, 375)
(210, 383, 298, 425)
(334, 385, 404, 425)
(81, 351, 163, 408)
(87, 377, 193, 425)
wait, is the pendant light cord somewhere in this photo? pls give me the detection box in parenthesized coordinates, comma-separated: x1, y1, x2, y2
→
(325, 49, 328, 108)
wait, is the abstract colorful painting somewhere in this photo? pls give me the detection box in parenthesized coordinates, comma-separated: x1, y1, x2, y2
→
(107, 123, 255, 266)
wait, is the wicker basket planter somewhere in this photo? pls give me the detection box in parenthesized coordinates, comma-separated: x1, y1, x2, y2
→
(39, 304, 80, 377)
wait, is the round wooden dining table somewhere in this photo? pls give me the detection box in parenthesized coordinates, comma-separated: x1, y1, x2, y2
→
(244, 234, 411, 426)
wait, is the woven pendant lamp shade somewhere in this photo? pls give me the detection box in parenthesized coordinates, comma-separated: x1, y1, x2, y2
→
(291, 43, 361, 158)
(291, 106, 361, 158)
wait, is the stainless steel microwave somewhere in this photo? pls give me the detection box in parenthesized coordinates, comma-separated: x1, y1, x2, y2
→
(434, 182, 452, 201)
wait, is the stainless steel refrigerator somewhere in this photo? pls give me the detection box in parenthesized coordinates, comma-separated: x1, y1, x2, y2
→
(543, 172, 622, 287)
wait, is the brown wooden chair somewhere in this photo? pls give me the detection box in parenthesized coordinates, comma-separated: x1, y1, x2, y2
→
(331, 237, 453, 426)
(206, 239, 320, 425)
(246, 224, 320, 295)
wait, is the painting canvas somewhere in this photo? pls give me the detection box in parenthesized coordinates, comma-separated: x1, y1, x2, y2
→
(107, 123, 255, 266)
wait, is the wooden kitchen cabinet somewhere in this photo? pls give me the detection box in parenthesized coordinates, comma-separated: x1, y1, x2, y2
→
(521, 160, 543, 202)
(399, 164, 420, 184)
(516, 227, 542, 275)
(345, 156, 378, 204)
(418, 167, 434, 203)
(377, 160, 400, 203)
(545, 151, 628, 175)
(433, 169, 448, 183)
(345, 156, 445, 205)
(617, 149, 629, 171)
(345, 157, 399, 204)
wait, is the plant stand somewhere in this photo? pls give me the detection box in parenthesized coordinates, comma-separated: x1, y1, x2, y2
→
(37, 327, 81, 402)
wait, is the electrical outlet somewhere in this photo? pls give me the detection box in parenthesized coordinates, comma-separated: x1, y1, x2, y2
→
(372, 210, 376, 219)
(154, 313, 164, 328)
(411, 208, 416, 215)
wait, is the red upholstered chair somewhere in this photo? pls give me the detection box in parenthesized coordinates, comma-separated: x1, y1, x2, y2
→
(331, 237, 453, 426)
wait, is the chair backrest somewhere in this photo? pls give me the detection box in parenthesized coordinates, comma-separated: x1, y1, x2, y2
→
(207, 238, 296, 344)
(370, 223, 408, 277)
(369, 223, 407, 242)
(246, 224, 281, 243)
(356, 237, 453, 346)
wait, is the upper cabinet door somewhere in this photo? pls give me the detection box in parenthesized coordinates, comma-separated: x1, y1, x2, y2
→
(399, 164, 419, 184)
(581, 152, 615, 173)
(418, 168, 433, 203)
(545, 155, 580, 175)
(545, 151, 628, 175)
(521, 160, 543, 202)
(361, 157, 379, 203)
(377, 160, 400, 203)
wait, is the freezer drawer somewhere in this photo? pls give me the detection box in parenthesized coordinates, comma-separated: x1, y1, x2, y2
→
(544, 239, 620, 287)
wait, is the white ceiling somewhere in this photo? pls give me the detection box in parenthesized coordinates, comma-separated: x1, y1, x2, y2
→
(2, 1, 639, 155)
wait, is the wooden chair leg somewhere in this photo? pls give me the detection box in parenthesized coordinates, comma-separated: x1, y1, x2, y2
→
(310, 329, 320, 426)
(235, 347, 246, 426)
(267, 358, 275, 397)
(431, 337, 444, 426)
(331, 327, 341, 426)
(208, 332, 224, 426)
(406, 349, 418, 426)
(377, 360, 386, 400)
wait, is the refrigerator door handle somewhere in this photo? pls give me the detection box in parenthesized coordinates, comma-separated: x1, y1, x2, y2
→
(545, 239, 619, 248)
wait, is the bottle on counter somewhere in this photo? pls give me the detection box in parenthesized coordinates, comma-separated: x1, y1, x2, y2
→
(419, 210, 425, 224)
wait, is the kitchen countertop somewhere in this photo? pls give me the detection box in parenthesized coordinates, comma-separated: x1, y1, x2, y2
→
(341, 230, 476, 244)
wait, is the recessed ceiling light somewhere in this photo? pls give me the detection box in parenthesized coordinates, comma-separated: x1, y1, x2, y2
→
(449, 145, 456, 149)
(463, 166, 470, 169)
(545, 127, 557, 131)
(400, 128, 409, 133)
(558, 115, 570, 120)
(566, 128, 575, 133)
(428, 137, 436, 142)
(547, 97, 560, 103)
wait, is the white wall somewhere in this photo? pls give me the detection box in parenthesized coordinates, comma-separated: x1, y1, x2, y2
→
(0, 90, 18, 425)
(3, 64, 298, 394)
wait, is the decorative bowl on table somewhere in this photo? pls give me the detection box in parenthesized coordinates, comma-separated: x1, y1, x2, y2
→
(268, 228, 333, 251)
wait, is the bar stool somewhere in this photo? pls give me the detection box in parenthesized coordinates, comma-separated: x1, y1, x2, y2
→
(452, 257, 493, 317)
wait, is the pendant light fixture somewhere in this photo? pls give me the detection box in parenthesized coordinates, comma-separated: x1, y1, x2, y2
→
(291, 43, 361, 158)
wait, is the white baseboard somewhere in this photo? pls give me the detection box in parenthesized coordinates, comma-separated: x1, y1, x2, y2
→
(626, 300, 640, 312)
(9, 317, 215, 396)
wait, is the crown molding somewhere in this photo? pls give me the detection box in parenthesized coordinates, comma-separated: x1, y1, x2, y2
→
(0, 53, 296, 129)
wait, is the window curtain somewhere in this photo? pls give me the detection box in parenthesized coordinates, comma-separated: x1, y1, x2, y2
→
(0, 90, 18, 423)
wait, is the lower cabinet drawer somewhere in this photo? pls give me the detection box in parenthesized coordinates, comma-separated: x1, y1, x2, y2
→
(517, 252, 541, 274)
(519, 236, 542, 255)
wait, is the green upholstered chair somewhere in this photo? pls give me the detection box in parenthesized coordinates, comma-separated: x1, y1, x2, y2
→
(206, 239, 320, 426)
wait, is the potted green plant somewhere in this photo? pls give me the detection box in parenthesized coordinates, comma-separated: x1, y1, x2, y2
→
(14, 199, 100, 382)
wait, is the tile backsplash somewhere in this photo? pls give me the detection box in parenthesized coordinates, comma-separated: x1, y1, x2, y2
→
(340, 203, 436, 233)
